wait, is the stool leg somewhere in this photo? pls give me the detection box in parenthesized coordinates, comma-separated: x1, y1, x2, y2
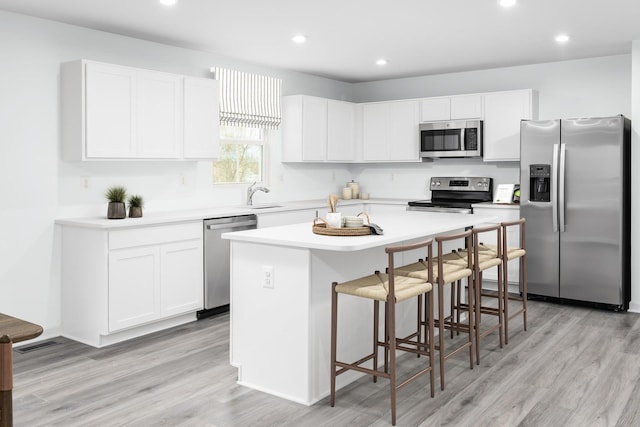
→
(427, 290, 435, 398)
(373, 300, 379, 382)
(475, 270, 481, 365)
(503, 258, 509, 345)
(384, 303, 389, 374)
(387, 296, 397, 426)
(416, 294, 422, 358)
(438, 281, 446, 390)
(1, 335, 14, 427)
(330, 284, 338, 407)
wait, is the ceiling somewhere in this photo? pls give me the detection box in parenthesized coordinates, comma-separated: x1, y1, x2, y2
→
(1, 0, 639, 83)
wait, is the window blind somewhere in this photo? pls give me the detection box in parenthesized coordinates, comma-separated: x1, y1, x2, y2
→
(212, 67, 282, 129)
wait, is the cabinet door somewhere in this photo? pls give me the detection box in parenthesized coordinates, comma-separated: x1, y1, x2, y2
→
(451, 95, 482, 120)
(136, 71, 182, 158)
(362, 103, 388, 160)
(327, 100, 356, 161)
(183, 77, 220, 159)
(301, 97, 328, 161)
(420, 98, 450, 122)
(161, 239, 204, 317)
(483, 91, 531, 161)
(108, 246, 160, 331)
(388, 100, 420, 161)
(85, 62, 135, 158)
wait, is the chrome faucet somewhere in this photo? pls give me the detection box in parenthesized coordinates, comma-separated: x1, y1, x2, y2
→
(247, 181, 270, 206)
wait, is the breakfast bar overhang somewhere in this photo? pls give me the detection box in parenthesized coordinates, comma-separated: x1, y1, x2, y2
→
(223, 211, 497, 405)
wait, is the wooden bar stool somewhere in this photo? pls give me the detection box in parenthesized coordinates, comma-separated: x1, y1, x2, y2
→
(395, 230, 474, 391)
(478, 218, 527, 344)
(447, 224, 503, 365)
(330, 239, 436, 426)
(0, 313, 43, 427)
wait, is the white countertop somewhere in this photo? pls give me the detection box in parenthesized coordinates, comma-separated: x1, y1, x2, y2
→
(55, 198, 409, 229)
(222, 211, 498, 251)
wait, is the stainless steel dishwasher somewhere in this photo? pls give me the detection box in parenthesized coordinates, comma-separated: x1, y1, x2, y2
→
(198, 214, 257, 319)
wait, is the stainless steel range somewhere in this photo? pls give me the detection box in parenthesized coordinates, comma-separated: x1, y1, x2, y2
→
(407, 177, 493, 214)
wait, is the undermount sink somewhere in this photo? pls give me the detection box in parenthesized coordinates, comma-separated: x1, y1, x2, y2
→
(247, 204, 283, 210)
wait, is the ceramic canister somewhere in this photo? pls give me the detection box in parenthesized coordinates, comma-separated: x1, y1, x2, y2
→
(342, 187, 352, 200)
(347, 181, 360, 199)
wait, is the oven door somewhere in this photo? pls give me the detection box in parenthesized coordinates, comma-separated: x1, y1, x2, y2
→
(420, 120, 482, 158)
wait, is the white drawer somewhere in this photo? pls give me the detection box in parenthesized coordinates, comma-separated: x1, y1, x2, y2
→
(109, 222, 202, 250)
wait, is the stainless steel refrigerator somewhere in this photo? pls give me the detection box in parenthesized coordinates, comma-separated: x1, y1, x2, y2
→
(520, 115, 631, 310)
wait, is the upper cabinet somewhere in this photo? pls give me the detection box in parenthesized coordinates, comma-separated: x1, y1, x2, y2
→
(482, 89, 536, 162)
(420, 95, 482, 122)
(62, 60, 220, 161)
(183, 77, 220, 159)
(362, 99, 420, 162)
(282, 95, 356, 162)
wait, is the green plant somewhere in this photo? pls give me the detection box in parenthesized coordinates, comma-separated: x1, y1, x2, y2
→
(105, 186, 127, 203)
(128, 194, 144, 208)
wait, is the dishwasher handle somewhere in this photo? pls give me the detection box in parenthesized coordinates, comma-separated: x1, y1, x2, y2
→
(206, 220, 257, 230)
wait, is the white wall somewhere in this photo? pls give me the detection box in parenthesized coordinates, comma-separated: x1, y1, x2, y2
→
(630, 41, 640, 312)
(0, 10, 353, 337)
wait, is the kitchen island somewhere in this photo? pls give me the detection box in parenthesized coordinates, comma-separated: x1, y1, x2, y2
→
(223, 211, 497, 405)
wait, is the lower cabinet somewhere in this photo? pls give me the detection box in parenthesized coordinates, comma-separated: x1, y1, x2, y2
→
(61, 221, 204, 347)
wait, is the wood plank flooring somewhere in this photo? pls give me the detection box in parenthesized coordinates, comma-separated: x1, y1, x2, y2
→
(11, 299, 640, 426)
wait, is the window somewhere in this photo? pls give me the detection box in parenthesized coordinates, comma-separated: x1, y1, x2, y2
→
(213, 125, 267, 184)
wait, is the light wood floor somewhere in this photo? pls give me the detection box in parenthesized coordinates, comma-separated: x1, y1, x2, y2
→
(12, 299, 640, 426)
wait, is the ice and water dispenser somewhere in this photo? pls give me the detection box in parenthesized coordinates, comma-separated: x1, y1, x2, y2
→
(529, 164, 550, 202)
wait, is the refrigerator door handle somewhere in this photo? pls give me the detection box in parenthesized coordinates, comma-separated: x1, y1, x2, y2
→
(559, 143, 566, 232)
(552, 143, 559, 232)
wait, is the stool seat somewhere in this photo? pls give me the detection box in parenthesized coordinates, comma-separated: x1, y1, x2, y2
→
(446, 250, 502, 271)
(335, 272, 432, 302)
(395, 260, 469, 282)
(478, 243, 526, 260)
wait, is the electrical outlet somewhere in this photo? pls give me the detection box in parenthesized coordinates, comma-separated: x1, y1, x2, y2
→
(262, 266, 274, 289)
(391, 173, 395, 181)
(81, 176, 91, 190)
(180, 173, 186, 185)
(331, 171, 336, 181)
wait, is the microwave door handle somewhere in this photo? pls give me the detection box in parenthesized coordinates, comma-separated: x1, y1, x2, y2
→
(552, 143, 559, 232)
(559, 143, 566, 232)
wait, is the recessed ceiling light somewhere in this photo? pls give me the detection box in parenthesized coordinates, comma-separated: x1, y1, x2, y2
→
(555, 34, 570, 43)
(499, 0, 517, 7)
(376, 59, 388, 66)
(292, 34, 307, 44)
(159, 0, 178, 5)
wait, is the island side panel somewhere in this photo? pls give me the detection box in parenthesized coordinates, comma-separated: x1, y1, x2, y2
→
(229, 241, 312, 404)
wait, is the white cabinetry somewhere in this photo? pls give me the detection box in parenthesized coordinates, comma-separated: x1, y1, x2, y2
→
(362, 99, 420, 162)
(61, 221, 204, 347)
(420, 95, 482, 122)
(62, 60, 219, 161)
(282, 95, 356, 162)
(473, 205, 521, 287)
(482, 90, 535, 162)
(183, 77, 220, 159)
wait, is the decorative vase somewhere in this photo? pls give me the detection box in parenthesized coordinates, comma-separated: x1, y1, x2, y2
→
(107, 202, 126, 219)
(129, 206, 143, 218)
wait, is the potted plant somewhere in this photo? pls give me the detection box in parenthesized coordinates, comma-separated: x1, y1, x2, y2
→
(105, 186, 127, 219)
(128, 194, 144, 218)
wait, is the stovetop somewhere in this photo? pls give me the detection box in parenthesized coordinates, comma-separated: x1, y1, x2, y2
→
(408, 176, 494, 209)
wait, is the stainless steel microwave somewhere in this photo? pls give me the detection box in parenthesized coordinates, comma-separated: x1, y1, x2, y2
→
(419, 120, 483, 159)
